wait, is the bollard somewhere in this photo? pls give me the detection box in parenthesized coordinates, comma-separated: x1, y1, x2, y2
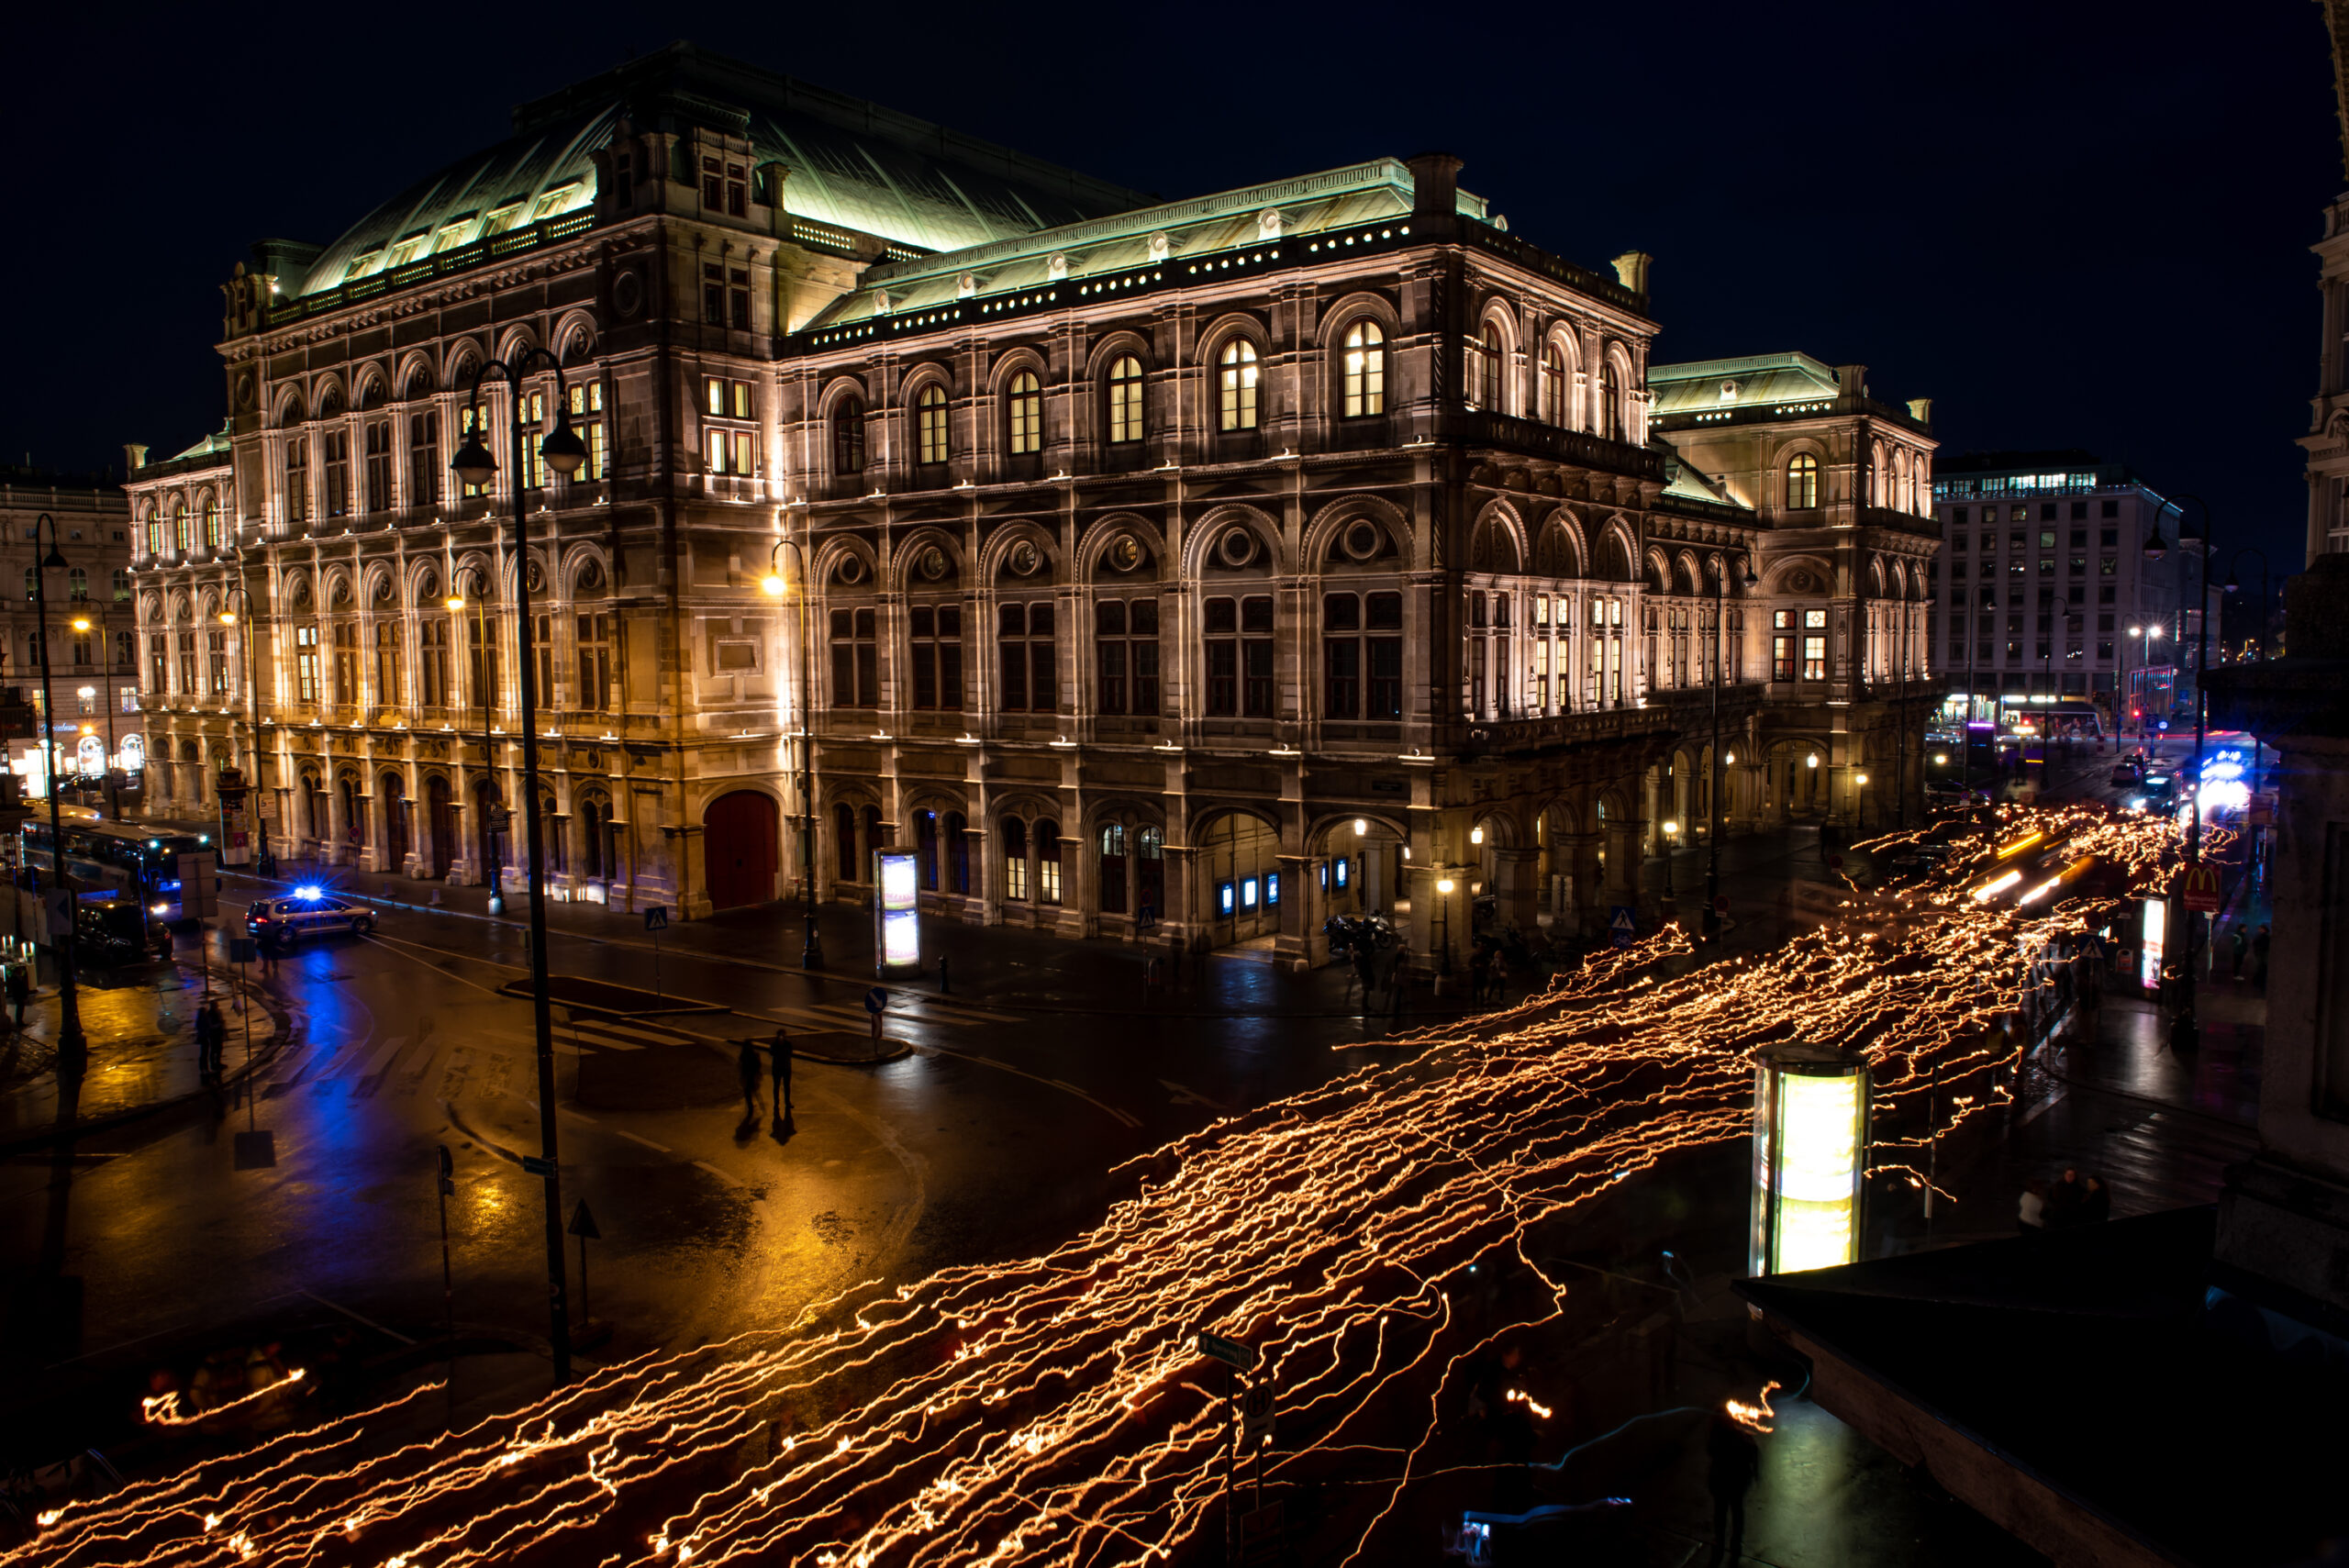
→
(939, 954, 952, 995)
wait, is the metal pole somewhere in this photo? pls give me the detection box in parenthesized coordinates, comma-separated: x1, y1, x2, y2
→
(463, 355, 572, 1383)
(1703, 569, 1723, 941)
(235, 577, 275, 878)
(31, 517, 85, 1076)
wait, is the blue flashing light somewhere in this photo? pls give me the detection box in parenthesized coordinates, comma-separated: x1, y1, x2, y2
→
(295, 884, 324, 901)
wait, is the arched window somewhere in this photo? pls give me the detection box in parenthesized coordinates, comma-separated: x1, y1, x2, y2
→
(1479, 323, 1504, 413)
(1137, 826, 1164, 925)
(1341, 321, 1385, 417)
(21, 568, 35, 601)
(1002, 816, 1030, 900)
(68, 568, 86, 601)
(1006, 371, 1042, 456)
(173, 501, 193, 554)
(1099, 822, 1128, 914)
(916, 384, 950, 465)
(917, 809, 940, 891)
(110, 569, 130, 600)
(1786, 453, 1820, 510)
(202, 495, 222, 549)
(1218, 340, 1260, 431)
(142, 507, 162, 557)
(1539, 344, 1566, 426)
(1107, 355, 1144, 444)
(1598, 359, 1623, 440)
(832, 395, 866, 477)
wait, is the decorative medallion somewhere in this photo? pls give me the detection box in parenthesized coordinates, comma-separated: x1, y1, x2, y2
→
(1107, 535, 1143, 573)
(1787, 569, 1813, 593)
(918, 546, 950, 581)
(1342, 521, 1381, 562)
(613, 271, 642, 318)
(834, 555, 867, 586)
(1216, 528, 1258, 569)
(1008, 539, 1042, 577)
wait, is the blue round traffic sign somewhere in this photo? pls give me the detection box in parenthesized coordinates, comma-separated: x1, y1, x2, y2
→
(863, 986, 887, 1015)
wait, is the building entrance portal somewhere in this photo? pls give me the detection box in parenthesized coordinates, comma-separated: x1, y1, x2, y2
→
(1198, 813, 1281, 948)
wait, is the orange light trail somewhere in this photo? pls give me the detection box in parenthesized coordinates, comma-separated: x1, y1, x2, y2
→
(4, 804, 2199, 1568)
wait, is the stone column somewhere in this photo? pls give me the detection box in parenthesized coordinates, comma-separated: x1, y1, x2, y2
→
(1276, 852, 1315, 969)
(1559, 830, 1603, 940)
(1605, 813, 1649, 931)
(1493, 846, 1542, 933)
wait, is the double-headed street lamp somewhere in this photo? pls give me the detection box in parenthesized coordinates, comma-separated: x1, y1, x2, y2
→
(1701, 554, 1759, 942)
(217, 584, 277, 877)
(761, 537, 824, 971)
(448, 349, 587, 1384)
(28, 514, 86, 1076)
(444, 573, 504, 917)
(2224, 547, 2273, 783)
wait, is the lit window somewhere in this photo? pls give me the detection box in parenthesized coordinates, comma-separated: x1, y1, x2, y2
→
(1219, 340, 1260, 431)
(833, 395, 867, 475)
(1007, 371, 1042, 455)
(1539, 344, 1566, 425)
(1107, 356, 1144, 443)
(917, 384, 951, 464)
(1786, 453, 1820, 509)
(1478, 323, 1503, 412)
(1341, 321, 1386, 417)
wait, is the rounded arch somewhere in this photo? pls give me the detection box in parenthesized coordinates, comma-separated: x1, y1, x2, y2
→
(355, 369, 390, 410)
(1592, 517, 1638, 582)
(562, 544, 613, 597)
(272, 387, 307, 428)
(975, 519, 1063, 584)
(320, 567, 358, 609)
(1304, 809, 1407, 852)
(817, 373, 873, 418)
(813, 532, 883, 589)
(1762, 555, 1833, 597)
(1187, 800, 1282, 838)
(1193, 309, 1272, 373)
(889, 526, 969, 590)
(1081, 328, 1154, 383)
(492, 325, 541, 366)
(311, 375, 348, 418)
(1304, 494, 1412, 568)
(361, 562, 400, 607)
(550, 309, 597, 365)
(406, 558, 445, 605)
(1312, 288, 1403, 348)
(396, 352, 440, 401)
(1076, 514, 1164, 581)
(1673, 549, 1704, 597)
(983, 344, 1050, 399)
(1468, 500, 1527, 575)
(278, 567, 316, 611)
(1596, 341, 1635, 440)
(1180, 504, 1284, 578)
(442, 339, 486, 391)
(1533, 508, 1586, 578)
(1866, 555, 1888, 599)
(449, 549, 500, 601)
(898, 360, 954, 409)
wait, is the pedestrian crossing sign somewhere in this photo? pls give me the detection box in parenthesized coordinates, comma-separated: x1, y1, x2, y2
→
(1609, 906, 1637, 948)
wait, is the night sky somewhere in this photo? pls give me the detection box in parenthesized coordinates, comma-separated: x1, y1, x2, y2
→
(9, 3, 2334, 577)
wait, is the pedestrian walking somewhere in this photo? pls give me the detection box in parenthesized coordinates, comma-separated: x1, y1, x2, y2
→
(196, 1000, 226, 1080)
(1706, 1408, 1761, 1563)
(6, 962, 28, 1032)
(2046, 1166, 2087, 1229)
(2254, 925, 2271, 991)
(154, 922, 175, 966)
(2231, 924, 2249, 981)
(737, 1037, 763, 1121)
(2017, 1179, 2047, 1232)
(2082, 1173, 2111, 1224)
(768, 1026, 793, 1123)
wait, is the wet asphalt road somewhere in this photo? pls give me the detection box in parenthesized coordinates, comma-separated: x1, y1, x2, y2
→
(0, 877, 1405, 1426)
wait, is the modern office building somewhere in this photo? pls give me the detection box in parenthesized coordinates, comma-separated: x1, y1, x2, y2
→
(121, 43, 1935, 964)
(1928, 450, 2210, 737)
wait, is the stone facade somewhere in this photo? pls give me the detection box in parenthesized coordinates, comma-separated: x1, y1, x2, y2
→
(0, 472, 136, 795)
(121, 45, 1938, 961)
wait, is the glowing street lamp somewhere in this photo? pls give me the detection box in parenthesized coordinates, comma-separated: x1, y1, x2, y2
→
(1749, 1042, 1869, 1275)
(1660, 818, 1679, 900)
(762, 537, 823, 972)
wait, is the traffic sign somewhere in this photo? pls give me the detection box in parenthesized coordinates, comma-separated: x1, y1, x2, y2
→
(1196, 1330, 1258, 1371)
(863, 986, 888, 1015)
(521, 1153, 556, 1178)
(1829, 852, 1845, 872)
(568, 1199, 601, 1240)
(1609, 906, 1637, 949)
(2181, 863, 2221, 914)
(643, 905, 669, 930)
(1713, 895, 1731, 916)
(1241, 1381, 1274, 1445)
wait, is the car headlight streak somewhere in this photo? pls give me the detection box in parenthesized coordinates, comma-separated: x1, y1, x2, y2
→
(15, 804, 2197, 1568)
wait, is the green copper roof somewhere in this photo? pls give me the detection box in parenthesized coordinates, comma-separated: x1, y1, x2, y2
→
(804, 159, 1488, 329)
(295, 43, 1153, 299)
(1646, 351, 1841, 417)
(169, 426, 232, 463)
(1658, 447, 1751, 511)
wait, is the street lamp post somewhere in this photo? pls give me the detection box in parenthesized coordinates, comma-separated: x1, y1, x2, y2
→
(217, 584, 279, 877)
(2144, 497, 2211, 1053)
(1701, 556, 1758, 942)
(1660, 819, 1678, 900)
(449, 349, 588, 1385)
(70, 606, 119, 820)
(2224, 547, 2273, 787)
(1854, 773, 1869, 836)
(445, 575, 503, 916)
(761, 536, 824, 971)
(1435, 875, 1455, 978)
(28, 515, 86, 1077)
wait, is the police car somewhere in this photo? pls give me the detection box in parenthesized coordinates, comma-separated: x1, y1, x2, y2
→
(246, 885, 376, 943)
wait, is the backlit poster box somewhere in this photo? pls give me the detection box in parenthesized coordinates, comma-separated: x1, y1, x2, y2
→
(1749, 1044, 1868, 1276)
(874, 849, 920, 974)
(2139, 897, 2165, 995)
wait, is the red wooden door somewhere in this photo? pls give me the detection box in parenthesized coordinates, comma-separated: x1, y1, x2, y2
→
(705, 791, 778, 909)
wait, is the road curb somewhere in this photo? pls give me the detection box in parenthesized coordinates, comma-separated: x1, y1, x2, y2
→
(0, 976, 294, 1158)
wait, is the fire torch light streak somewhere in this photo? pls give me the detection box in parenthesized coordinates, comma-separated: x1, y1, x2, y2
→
(3, 805, 2197, 1568)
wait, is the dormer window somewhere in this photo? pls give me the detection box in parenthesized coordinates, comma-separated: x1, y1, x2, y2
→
(432, 215, 475, 252)
(483, 202, 526, 237)
(700, 159, 747, 217)
(530, 183, 582, 222)
(387, 233, 429, 268)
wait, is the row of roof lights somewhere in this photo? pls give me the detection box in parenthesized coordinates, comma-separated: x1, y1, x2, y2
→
(1188, 250, 1280, 273)
(1306, 227, 1408, 252)
(1076, 272, 1163, 296)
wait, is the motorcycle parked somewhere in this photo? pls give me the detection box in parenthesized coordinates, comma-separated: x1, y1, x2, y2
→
(1322, 912, 1398, 961)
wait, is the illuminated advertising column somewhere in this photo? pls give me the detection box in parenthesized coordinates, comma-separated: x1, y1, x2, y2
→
(1748, 1043, 1869, 1276)
(874, 849, 920, 976)
(2138, 897, 2165, 995)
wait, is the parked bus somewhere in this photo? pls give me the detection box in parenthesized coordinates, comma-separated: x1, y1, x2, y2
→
(21, 812, 217, 926)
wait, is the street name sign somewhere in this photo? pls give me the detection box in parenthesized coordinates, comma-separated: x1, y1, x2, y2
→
(1196, 1330, 1258, 1371)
